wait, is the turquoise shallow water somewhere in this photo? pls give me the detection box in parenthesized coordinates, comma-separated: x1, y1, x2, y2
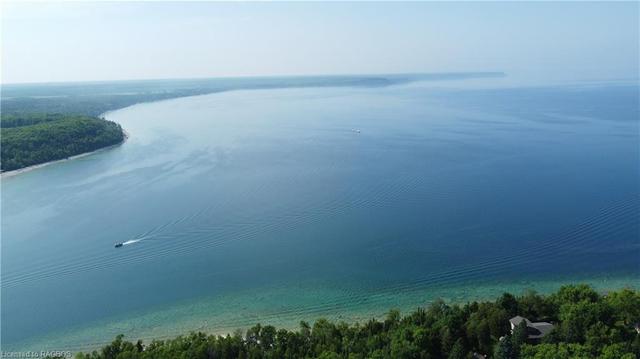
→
(2, 77, 639, 350)
(14, 274, 639, 352)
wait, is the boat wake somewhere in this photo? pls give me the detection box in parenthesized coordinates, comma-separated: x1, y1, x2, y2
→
(122, 238, 143, 246)
(116, 235, 156, 248)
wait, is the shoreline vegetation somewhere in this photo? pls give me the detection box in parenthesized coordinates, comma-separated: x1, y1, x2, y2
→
(0, 114, 126, 173)
(68, 285, 639, 359)
(0, 133, 127, 178)
(0, 73, 504, 174)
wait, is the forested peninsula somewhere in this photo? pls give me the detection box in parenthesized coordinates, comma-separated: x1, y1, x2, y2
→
(72, 285, 639, 359)
(1, 113, 124, 172)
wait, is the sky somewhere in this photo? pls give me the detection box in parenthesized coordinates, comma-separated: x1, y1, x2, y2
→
(1, 1, 638, 84)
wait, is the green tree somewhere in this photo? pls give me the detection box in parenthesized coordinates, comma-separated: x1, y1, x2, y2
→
(552, 285, 599, 306)
(448, 338, 467, 359)
(558, 301, 611, 343)
(494, 336, 514, 359)
(512, 320, 529, 358)
(497, 293, 519, 317)
(606, 288, 640, 326)
(600, 343, 635, 359)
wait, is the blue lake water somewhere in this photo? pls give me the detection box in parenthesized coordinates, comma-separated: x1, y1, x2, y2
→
(2, 77, 639, 350)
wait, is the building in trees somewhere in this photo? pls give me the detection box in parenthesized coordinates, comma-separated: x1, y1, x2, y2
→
(509, 316, 554, 341)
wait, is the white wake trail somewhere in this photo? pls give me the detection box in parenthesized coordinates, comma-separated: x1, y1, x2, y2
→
(122, 239, 142, 246)
(122, 235, 155, 245)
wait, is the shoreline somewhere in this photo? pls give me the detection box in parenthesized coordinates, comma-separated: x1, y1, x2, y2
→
(1, 128, 129, 179)
(9, 273, 639, 353)
(0, 73, 505, 179)
(0, 72, 508, 180)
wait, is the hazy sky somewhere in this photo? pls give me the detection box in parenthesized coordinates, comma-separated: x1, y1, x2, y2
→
(2, 1, 638, 84)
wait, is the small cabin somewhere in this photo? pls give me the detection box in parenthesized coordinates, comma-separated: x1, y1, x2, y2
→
(509, 316, 554, 340)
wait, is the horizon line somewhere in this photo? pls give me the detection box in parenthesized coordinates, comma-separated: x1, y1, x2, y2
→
(0, 71, 507, 87)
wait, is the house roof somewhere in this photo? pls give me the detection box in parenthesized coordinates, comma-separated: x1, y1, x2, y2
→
(509, 316, 554, 339)
(509, 316, 532, 326)
(529, 322, 554, 339)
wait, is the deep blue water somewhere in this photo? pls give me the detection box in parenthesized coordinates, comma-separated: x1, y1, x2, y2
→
(1, 77, 639, 350)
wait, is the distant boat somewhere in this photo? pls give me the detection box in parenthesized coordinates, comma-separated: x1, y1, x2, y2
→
(114, 243, 123, 248)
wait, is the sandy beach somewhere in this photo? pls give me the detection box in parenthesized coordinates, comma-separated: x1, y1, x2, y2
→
(1, 128, 128, 179)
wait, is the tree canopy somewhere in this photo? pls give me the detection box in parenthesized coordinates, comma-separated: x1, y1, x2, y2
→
(1, 114, 124, 171)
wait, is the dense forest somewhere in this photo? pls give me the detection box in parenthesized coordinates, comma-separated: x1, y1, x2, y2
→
(1, 114, 124, 171)
(71, 285, 639, 359)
